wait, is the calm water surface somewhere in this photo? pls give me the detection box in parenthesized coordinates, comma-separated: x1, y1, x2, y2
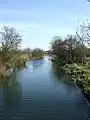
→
(0, 56, 90, 120)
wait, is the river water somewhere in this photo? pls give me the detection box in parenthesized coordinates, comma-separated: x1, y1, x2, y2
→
(0, 56, 90, 120)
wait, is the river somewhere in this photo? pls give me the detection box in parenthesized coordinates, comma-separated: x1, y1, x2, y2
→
(0, 56, 90, 120)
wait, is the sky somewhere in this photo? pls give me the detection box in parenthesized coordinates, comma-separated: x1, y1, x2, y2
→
(0, 0, 90, 50)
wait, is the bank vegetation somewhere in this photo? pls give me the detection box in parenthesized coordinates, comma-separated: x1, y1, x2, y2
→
(51, 22, 90, 102)
(0, 26, 44, 78)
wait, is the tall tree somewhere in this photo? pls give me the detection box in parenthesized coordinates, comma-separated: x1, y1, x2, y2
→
(65, 35, 77, 62)
(51, 36, 68, 61)
(76, 21, 90, 63)
(0, 26, 22, 64)
(51, 35, 87, 63)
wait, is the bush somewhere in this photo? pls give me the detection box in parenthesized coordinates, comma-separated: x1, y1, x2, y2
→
(15, 59, 26, 68)
(32, 48, 44, 59)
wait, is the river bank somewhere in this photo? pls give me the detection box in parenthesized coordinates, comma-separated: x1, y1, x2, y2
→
(0, 56, 44, 79)
(52, 58, 90, 103)
(0, 58, 27, 78)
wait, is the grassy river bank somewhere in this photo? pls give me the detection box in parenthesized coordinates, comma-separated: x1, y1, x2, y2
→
(52, 58, 90, 103)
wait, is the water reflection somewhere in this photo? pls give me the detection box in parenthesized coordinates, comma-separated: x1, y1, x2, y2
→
(52, 63, 73, 81)
(51, 63, 67, 81)
(32, 59, 44, 71)
(51, 62, 78, 90)
(0, 71, 22, 108)
(0, 58, 89, 120)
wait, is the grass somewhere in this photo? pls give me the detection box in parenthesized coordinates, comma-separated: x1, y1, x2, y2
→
(20, 53, 31, 60)
(62, 63, 90, 93)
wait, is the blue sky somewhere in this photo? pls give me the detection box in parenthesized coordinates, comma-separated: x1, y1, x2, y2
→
(0, 0, 90, 50)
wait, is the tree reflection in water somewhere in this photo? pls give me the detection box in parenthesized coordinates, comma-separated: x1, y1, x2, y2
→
(51, 62, 77, 89)
(51, 63, 66, 80)
(32, 59, 44, 71)
(1, 70, 22, 109)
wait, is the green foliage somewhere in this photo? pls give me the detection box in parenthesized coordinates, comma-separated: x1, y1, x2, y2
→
(15, 58, 26, 68)
(51, 35, 87, 64)
(32, 48, 44, 59)
(5, 61, 15, 69)
(63, 63, 90, 93)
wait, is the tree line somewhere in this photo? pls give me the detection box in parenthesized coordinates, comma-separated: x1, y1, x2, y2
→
(51, 22, 90, 64)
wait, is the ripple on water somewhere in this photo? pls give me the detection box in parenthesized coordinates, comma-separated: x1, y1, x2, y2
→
(0, 57, 89, 120)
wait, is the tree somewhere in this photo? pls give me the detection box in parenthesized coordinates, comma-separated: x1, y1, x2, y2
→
(65, 35, 77, 62)
(76, 21, 90, 63)
(0, 26, 22, 64)
(51, 35, 87, 63)
(32, 48, 44, 59)
(51, 36, 68, 62)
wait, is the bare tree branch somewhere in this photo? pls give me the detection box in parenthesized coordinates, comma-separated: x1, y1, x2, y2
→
(0, 26, 22, 63)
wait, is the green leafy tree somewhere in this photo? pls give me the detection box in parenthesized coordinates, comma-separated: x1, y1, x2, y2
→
(32, 48, 44, 59)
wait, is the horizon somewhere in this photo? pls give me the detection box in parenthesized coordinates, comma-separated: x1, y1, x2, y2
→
(0, 0, 90, 50)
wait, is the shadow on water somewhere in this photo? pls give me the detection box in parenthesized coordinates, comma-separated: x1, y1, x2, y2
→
(51, 63, 72, 84)
(51, 62, 90, 119)
(50, 62, 85, 95)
